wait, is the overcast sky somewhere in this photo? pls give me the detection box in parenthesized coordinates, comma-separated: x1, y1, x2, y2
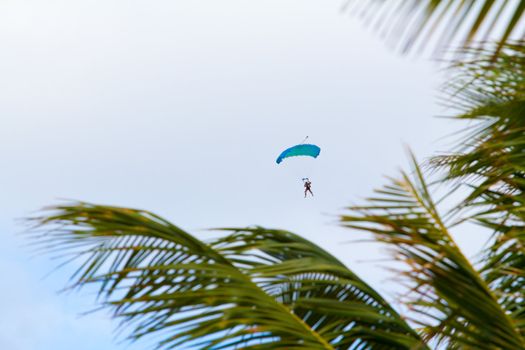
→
(0, 1, 487, 349)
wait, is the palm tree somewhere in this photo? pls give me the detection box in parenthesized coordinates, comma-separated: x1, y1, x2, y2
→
(31, 204, 428, 349)
(29, 4, 525, 350)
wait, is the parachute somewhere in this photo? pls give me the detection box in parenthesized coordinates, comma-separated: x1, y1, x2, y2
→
(276, 144, 321, 164)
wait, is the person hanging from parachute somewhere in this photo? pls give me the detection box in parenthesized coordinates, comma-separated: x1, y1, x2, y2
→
(302, 178, 313, 197)
(276, 136, 320, 198)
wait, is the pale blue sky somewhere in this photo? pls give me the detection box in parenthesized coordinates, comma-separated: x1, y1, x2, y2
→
(0, 1, 486, 349)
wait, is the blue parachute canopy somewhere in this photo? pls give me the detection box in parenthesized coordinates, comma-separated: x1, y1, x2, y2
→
(276, 144, 321, 164)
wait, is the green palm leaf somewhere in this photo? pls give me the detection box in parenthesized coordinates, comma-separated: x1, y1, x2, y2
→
(432, 42, 525, 336)
(212, 228, 427, 349)
(341, 153, 525, 349)
(31, 202, 426, 349)
(345, 0, 525, 56)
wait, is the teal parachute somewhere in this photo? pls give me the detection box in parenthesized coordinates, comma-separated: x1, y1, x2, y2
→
(276, 144, 321, 164)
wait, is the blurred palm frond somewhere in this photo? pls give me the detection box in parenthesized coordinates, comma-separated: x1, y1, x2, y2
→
(345, 0, 525, 57)
(341, 153, 525, 349)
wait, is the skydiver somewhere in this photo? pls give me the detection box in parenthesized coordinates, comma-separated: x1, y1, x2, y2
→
(303, 178, 313, 198)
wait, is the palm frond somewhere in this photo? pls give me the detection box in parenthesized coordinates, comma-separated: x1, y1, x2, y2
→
(212, 228, 428, 349)
(431, 42, 525, 337)
(341, 153, 525, 349)
(345, 0, 525, 57)
(30, 202, 426, 349)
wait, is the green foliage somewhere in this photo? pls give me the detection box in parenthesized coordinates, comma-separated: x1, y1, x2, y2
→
(341, 153, 525, 349)
(432, 42, 525, 339)
(30, 203, 426, 350)
(345, 1, 525, 56)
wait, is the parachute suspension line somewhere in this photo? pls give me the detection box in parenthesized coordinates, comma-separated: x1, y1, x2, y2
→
(300, 136, 309, 144)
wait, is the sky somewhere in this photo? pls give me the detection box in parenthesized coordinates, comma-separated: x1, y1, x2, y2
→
(0, 1, 489, 349)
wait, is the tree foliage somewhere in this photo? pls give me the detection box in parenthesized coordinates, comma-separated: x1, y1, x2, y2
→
(432, 42, 525, 341)
(30, 203, 426, 349)
(342, 153, 525, 349)
(344, 0, 525, 56)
